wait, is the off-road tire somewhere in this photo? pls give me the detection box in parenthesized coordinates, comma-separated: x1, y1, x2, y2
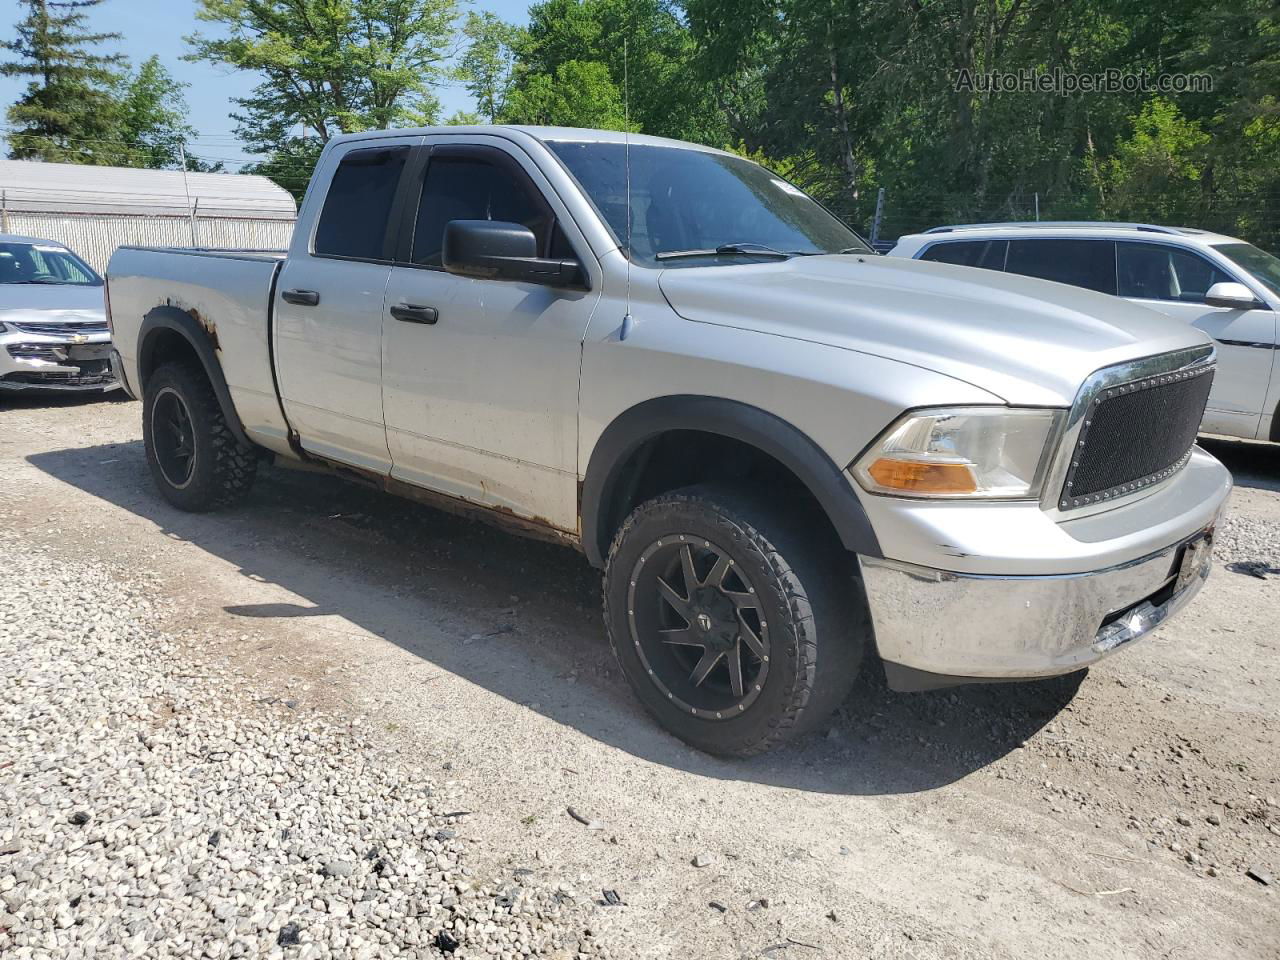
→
(143, 362, 257, 512)
(604, 484, 866, 757)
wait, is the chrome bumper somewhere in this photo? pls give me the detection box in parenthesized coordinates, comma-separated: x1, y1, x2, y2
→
(0, 331, 118, 392)
(861, 503, 1226, 686)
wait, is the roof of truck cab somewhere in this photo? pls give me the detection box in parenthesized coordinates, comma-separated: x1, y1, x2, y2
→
(329, 125, 736, 156)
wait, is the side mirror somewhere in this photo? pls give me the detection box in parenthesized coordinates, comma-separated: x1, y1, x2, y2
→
(442, 220, 587, 288)
(1204, 281, 1262, 310)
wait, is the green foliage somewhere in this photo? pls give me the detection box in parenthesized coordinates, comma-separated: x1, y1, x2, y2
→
(185, 0, 460, 153)
(457, 11, 522, 123)
(1, 0, 126, 163)
(116, 56, 213, 170)
(239, 138, 325, 201)
(509, 0, 723, 141)
(1101, 98, 1210, 223)
(503, 60, 632, 129)
(673, 0, 1280, 249)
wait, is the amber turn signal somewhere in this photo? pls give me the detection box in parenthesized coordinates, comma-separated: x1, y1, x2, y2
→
(865, 458, 978, 495)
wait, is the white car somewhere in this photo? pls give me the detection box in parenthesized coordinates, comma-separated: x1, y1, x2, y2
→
(889, 222, 1280, 443)
(0, 234, 116, 393)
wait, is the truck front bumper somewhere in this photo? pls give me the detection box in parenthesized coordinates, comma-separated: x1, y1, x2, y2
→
(859, 447, 1231, 689)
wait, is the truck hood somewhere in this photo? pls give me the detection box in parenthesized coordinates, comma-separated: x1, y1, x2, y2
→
(657, 255, 1211, 406)
(0, 284, 107, 325)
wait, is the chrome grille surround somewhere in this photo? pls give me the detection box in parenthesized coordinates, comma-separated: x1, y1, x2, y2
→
(10, 320, 110, 336)
(1039, 344, 1216, 521)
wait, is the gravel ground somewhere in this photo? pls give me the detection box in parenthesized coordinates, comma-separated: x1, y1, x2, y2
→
(1, 397, 1278, 960)
(0, 536, 612, 960)
(1216, 509, 1280, 567)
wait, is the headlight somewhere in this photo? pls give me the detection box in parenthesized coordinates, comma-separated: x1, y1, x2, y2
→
(852, 406, 1063, 499)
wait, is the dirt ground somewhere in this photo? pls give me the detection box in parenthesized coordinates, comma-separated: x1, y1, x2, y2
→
(2, 392, 1277, 960)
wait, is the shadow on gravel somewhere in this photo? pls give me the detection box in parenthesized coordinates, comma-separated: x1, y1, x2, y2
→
(0, 390, 131, 411)
(1199, 436, 1280, 493)
(31, 440, 1081, 796)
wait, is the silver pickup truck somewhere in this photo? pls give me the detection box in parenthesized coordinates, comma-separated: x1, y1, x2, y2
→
(106, 126, 1231, 756)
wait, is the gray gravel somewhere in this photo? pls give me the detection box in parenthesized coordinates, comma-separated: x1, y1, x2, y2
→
(0, 535, 612, 960)
(1216, 507, 1280, 567)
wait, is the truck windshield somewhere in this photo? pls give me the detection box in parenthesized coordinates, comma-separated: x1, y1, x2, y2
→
(0, 241, 102, 286)
(1212, 242, 1280, 299)
(546, 140, 871, 265)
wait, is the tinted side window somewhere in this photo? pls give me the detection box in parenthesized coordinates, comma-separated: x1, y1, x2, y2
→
(314, 146, 409, 260)
(411, 155, 553, 266)
(1117, 242, 1232, 302)
(920, 239, 1007, 270)
(1006, 239, 1116, 294)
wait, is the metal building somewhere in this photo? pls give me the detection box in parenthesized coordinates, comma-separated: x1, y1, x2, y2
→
(0, 159, 296, 270)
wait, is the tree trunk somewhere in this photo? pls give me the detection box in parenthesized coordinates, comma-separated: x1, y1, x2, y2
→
(827, 22, 857, 200)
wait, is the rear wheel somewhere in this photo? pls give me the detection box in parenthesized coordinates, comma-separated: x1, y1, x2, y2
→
(604, 484, 866, 756)
(143, 362, 257, 511)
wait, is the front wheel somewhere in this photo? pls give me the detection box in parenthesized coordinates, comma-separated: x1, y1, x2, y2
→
(142, 362, 257, 512)
(603, 485, 866, 757)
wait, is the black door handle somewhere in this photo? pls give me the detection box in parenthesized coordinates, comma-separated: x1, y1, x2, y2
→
(390, 303, 438, 325)
(282, 289, 320, 306)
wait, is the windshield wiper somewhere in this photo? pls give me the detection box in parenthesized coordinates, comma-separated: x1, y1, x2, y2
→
(656, 242, 798, 261)
(7, 278, 64, 284)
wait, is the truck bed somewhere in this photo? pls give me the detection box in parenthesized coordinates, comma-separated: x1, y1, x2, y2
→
(106, 246, 295, 458)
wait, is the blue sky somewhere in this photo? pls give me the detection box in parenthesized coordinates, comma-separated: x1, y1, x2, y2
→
(0, 0, 532, 167)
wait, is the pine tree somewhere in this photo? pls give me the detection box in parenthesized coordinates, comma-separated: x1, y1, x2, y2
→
(1, 0, 126, 163)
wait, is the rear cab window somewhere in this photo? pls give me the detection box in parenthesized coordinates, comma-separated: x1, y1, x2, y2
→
(313, 146, 410, 261)
(1005, 238, 1117, 294)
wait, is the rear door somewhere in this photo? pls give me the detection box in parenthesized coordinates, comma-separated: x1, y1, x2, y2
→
(1004, 238, 1117, 294)
(380, 137, 600, 531)
(1116, 240, 1276, 438)
(274, 136, 421, 472)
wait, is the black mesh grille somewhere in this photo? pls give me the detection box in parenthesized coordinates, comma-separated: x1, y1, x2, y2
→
(1062, 363, 1214, 508)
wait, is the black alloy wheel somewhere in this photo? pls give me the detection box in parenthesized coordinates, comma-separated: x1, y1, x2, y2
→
(628, 535, 770, 720)
(151, 386, 197, 488)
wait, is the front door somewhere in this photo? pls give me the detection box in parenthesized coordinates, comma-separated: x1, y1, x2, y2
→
(274, 137, 420, 472)
(380, 138, 600, 531)
(1117, 240, 1277, 439)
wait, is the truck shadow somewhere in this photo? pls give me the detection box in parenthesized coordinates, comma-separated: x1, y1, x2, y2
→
(30, 441, 1082, 796)
(0, 390, 131, 411)
(1199, 436, 1280, 493)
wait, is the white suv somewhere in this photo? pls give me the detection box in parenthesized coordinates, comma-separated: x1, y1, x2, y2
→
(889, 223, 1280, 443)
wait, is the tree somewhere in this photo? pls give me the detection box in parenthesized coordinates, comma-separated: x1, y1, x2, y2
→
(186, 0, 460, 155)
(1101, 97, 1210, 223)
(116, 55, 207, 170)
(1, 0, 126, 163)
(503, 60, 631, 129)
(241, 139, 325, 201)
(509, 0, 723, 142)
(457, 11, 521, 124)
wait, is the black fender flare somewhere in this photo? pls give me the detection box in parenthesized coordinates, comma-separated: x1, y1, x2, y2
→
(579, 395, 882, 567)
(136, 305, 254, 449)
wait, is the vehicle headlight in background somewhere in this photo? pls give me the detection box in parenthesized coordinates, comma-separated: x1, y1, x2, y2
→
(852, 407, 1063, 499)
